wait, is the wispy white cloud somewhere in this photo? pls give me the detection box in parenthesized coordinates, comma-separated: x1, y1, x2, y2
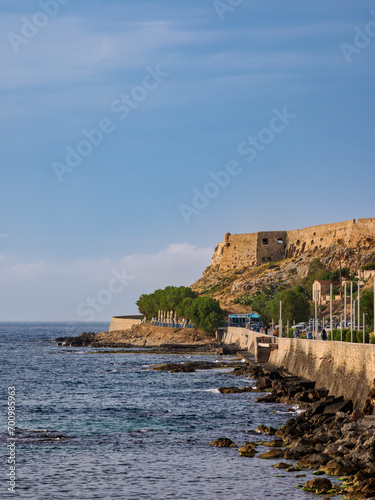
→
(0, 243, 213, 321)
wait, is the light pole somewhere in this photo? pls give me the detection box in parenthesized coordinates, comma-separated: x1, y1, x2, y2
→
(344, 282, 347, 328)
(350, 282, 353, 343)
(363, 312, 366, 344)
(279, 301, 282, 338)
(330, 283, 333, 340)
(358, 281, 361, 333)
(340, 314, 343, 342)
(315, 284, 318, 340)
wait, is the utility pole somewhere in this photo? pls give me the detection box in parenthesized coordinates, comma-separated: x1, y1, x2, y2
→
(344, 282, 347, 328)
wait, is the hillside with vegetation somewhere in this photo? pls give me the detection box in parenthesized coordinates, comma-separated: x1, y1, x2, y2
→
(191, 242, 375, 327)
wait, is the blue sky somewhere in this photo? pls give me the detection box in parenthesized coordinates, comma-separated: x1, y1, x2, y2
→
(0, 0, 374, 321)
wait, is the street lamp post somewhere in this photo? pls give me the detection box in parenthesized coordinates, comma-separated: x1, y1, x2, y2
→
(358, 281, 361, 333)
(344, 282, 347, 328)
(330, 283, 333, 340)
(363, 312, 366, 344)
(315, 284, 318, 340)
(350, 282, 353, 343)
(340, 314, 343, 342)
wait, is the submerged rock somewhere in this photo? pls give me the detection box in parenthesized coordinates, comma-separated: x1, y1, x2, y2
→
(153, 361, 243, 372)
(218, 386, 256, 394)
(238, 443, 257, 457)
(209, 438, 237, 448)
(261, 439, 284, 448)
(273, 462, 292, 469)
(255, 424, 277, 435)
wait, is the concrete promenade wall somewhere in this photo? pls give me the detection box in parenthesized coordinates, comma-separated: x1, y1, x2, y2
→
(269, 339, 375, 410)
(219, 328, 375, 409)
(218, 327, 268, 353)
(109, 315, 143, 332)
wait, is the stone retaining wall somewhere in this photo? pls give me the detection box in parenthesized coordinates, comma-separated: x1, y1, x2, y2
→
(109, 315, 143, 332)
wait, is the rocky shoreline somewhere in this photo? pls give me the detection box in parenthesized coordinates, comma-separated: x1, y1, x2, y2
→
(55, 330, 375, 498)
(55, 325, 218, 354)
(208, 361, 375, 499)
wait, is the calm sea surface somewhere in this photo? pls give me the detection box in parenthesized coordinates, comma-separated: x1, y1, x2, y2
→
(0, 322, 314, 499)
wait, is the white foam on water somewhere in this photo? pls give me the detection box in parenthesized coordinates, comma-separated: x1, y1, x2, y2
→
(203, 388, 220, 394)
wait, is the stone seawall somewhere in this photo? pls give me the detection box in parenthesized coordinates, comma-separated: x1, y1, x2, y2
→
(218, 327, 375, 410)
(269, 338, 375, 410)
(217, 326, 267, 353)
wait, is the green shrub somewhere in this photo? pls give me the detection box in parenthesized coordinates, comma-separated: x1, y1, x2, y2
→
(233, 293, 253, 306)
(362, 263, 375, 271)
(136, 286, 224, 335)
(328, 329, 342, 341)
(356, 330, 369, 343)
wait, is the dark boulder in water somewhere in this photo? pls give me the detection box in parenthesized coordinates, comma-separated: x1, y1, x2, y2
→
(55, 332, 96, 347)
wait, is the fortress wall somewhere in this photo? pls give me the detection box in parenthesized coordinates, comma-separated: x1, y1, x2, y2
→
(286, 218, 375, 259)
(210, 242, 225, 267)
(352, 218, 375, 248)
(219, 233, 258, 271)
(256, 231, 287, 265)
(285, 219, 356, 258)
(208, 219, 375, 272)
(269, 338, 375, 410)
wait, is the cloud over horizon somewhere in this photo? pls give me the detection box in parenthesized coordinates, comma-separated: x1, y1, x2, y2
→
(0, 243, 213, 322)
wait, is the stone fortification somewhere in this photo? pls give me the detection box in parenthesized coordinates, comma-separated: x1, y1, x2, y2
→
(210, 218, 375, 271)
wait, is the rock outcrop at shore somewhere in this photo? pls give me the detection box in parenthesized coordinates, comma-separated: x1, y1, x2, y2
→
(93, 324, 214, 348)
(55, 332, 96, 347)
(56, 324, 215, 349)
(227, 362, 375, 499)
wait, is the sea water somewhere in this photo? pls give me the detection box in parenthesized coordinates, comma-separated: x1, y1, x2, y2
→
(0, 323, 313, 499)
